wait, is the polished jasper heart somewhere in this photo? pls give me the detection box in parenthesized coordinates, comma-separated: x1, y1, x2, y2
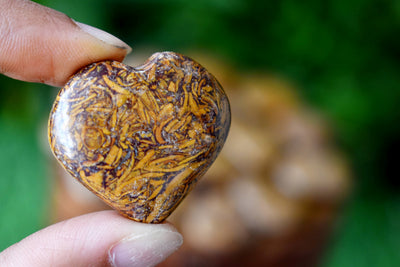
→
(48, 52, 230, 223)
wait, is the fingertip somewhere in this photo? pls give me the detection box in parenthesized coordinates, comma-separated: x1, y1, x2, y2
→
(46, 20, 132, 86)
(0, 211, 182, 267)
(0, 0, 131, 87)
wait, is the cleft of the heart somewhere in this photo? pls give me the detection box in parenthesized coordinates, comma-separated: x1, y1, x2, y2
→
(48, 52, 231, 223)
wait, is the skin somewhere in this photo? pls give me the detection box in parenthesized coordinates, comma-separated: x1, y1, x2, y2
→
(0, 0, 183, 266)
(0, 0, 130, 86)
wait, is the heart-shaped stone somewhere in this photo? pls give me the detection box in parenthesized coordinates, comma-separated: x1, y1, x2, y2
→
(48, 52, 230, 223)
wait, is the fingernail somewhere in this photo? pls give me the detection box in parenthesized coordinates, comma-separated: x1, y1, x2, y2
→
(74, 21, 132, 53)
(109, 229, 183, 267)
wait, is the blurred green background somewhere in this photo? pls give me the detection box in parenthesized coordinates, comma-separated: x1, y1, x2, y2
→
(1, 0, 399, 266)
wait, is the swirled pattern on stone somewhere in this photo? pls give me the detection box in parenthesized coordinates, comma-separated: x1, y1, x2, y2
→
(48, 52, 231, 223)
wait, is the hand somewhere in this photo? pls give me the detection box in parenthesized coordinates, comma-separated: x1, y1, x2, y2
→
(0, 211, 183, 267)
(0, 1, 183, 266)
(0, 0, 131, 86)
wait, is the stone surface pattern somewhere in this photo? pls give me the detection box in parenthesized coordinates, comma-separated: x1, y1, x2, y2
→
(48, 52, 230, 223)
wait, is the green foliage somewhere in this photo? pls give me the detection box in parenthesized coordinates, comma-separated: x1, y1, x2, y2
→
(0, 101, 49, 250)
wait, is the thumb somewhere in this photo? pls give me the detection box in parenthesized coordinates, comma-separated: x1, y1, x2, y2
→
(0, 211, 183, 267)
(0, 0, 131, 86)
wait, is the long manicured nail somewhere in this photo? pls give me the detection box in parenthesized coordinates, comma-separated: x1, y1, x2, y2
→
(74, 21, 132, 53)
(109, 228, 183, 267)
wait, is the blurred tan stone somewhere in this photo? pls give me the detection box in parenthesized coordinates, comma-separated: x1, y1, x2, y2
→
(272, 150, 350, 201)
